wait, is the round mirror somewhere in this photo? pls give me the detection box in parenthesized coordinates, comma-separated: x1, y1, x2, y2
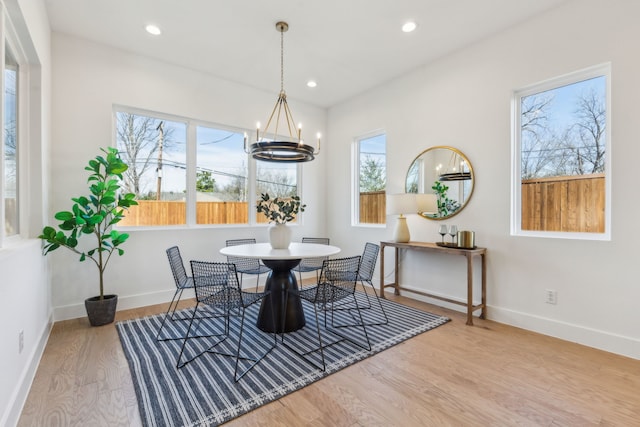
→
(405, 146, 474, 220)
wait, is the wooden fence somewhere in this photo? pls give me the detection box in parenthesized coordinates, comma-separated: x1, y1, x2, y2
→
(359, 191, 386, 224)
(119, 193, 388, 226)
(521, 173, 605, 233)
(119, 201, 274, 226)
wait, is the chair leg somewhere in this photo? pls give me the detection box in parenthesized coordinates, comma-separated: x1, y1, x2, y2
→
(326, 295, 372, 352)
(297, 269, 304, 287)
(360, 280, 389, 326)
(280, 293, 327, 371)
(156, 288, 181, 341)
(176, 304, 200, 368)
(234, 301, 277, 382)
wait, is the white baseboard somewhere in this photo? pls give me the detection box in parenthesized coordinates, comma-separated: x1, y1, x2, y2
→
(384, 285, 639, 360)
(2, 313, 53, 427)
(53, 288, 190, 322)
(490, 306, 640, 360)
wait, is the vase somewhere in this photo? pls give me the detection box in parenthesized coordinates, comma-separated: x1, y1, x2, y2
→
(269, 223, 292, 249)
(84, 294, 118, 326)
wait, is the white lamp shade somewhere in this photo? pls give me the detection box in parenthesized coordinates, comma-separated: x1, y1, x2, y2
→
(416, 193, 437, 214)
(386, 193, 417, 216)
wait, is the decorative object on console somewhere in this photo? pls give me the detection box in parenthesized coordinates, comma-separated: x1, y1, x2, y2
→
(244, 21, 320, 163)
(457, 230, 476, 249)
(448, 224, 458, 244)
(256, 192, 306, 249)
(386, 193, 417, 243)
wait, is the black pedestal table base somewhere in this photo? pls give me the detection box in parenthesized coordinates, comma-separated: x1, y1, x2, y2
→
(258, 258, 305, 333)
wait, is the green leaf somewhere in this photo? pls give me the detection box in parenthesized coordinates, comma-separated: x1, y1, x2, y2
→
(54, 211, 74, 221)
(87, 214, 104, 225)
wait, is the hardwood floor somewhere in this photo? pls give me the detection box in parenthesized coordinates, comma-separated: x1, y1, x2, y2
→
(18, 293, 640, 426)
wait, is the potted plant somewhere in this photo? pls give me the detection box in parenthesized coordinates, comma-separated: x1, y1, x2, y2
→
(39, 147, 138, 326)
(256, 193, 306, 249)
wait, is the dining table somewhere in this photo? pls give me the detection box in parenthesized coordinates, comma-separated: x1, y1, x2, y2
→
(219, 242, 341, 333)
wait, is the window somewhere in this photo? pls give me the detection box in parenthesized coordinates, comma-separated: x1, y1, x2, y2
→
(196, 125, 248, 224)
(256, 161, 299, 223)
(3, 44, 17, 238)
(354, 132, 386, 225)
(116, 111, 187, 226)
(511, 64, 611, 240)
(115, 107, 301, 227)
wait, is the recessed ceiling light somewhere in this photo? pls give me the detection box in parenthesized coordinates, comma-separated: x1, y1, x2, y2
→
(306, 80, 317, 88)
(145, 24, 162, 36)
(402, 21, 417, 33)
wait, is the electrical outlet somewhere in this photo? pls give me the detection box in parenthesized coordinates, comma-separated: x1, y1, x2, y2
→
(545, 289, 557, 305)
(19, 330, 24, 354)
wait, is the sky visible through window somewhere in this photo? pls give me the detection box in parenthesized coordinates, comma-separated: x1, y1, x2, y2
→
(520, 75, 606, 179)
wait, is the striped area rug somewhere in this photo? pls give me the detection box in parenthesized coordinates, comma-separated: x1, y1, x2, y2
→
(116, 294, 449, 427)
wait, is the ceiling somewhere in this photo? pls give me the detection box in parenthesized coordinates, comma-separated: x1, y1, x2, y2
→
(45, 0, 570, 108)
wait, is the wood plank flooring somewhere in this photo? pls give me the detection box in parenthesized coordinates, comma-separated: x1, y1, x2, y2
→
(17, 293, 640, 426)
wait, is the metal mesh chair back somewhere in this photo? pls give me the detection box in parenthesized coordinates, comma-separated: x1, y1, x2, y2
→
(190, 260, 242, 309)
(358, 242, 379, 283)
(225, 238, 262, 272)
(295, 237, 330, 272)
(315, 255, 361, 303)
(166, 246, 192, 289)
(302, 237, 330, 245)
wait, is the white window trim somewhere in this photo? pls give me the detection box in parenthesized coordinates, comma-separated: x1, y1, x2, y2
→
(351, 129, 386, 228)
(0, 8, 29, 247)
(510, 63, 612, 241)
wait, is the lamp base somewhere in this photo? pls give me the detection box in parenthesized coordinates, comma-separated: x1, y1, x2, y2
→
(393, 215, 410, 243)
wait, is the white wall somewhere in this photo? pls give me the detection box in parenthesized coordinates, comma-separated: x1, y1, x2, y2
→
(50, 34, 328, 320)
(0, 0, 52, 426)
(327, 0, 640, 359)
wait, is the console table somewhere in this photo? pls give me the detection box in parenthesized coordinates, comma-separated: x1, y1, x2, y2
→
(379, 241, 486, 325)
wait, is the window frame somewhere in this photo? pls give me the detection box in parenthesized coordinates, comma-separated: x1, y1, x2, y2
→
(0, 11, 28, 247)
(351, 130, 386, 227)
(113, 105, 303, 229)
(510, 63, 612, 241)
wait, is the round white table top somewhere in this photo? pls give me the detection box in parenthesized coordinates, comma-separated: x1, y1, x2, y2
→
(220, 242, 341, 260)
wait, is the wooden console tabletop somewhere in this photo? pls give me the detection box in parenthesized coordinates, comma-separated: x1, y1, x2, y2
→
(379, 241, 486, 325)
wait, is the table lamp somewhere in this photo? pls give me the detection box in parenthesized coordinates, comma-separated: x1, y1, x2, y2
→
(386, 193, 417, 243)
(416, 193, 438, 216)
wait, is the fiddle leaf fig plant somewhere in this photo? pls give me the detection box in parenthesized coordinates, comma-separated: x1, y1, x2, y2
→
(256, 193, 306, 224)
(38, 147, 138, 299)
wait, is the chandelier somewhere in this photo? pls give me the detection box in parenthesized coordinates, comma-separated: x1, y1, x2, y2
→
(244, 21, 320, 162)
(438, 150, 471, 181)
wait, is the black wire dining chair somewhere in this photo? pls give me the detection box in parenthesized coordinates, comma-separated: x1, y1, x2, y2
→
(176, 260, 277, 381)
(356, 242, 388, 325)
(281, 255, 371, 371)
(156, 246, 197, 341)
(293, 237, 330, 287)
(225, 238, 271, 291)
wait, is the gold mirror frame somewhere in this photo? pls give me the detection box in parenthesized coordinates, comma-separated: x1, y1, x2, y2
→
(405, 146, 475, 220)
